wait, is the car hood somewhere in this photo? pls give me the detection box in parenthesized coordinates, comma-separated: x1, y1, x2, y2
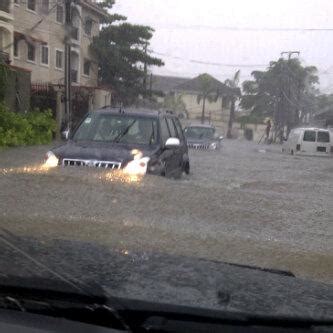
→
(52, 141, 158, 164)
(0, 236, 332, 321)
(186, 138, 217, 144)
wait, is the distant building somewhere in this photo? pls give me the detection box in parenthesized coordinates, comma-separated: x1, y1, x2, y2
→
(151, 73, 234, 134)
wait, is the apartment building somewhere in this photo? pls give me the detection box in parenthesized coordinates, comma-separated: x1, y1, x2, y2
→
(1, 0, 111, 116)
(0, 0, 14, 63)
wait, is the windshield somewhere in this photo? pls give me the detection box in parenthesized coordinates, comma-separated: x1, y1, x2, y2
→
(73, 114, 158, 145)
(1, 0, 333, 323)
(185, 127, 215, 139)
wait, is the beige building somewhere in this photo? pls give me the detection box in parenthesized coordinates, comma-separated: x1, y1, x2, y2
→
(0, 1, 14, 63)
(151, 74, 233, 135)
(1, 0, 111, 116)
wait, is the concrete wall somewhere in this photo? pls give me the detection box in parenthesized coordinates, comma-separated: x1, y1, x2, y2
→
(93, 88, 112, 110)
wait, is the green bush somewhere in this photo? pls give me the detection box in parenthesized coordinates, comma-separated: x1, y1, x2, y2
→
(0, 104, 56, 147)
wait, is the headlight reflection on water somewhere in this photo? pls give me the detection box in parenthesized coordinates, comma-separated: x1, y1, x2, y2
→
(0, 164, 53, 175)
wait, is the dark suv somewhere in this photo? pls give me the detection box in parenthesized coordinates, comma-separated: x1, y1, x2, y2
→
(45, 107, 190, 178)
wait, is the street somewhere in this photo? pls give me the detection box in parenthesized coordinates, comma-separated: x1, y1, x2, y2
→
(0, 140, 332, 284)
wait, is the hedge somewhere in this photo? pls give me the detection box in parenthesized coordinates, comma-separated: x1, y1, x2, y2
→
(0, 104, 56, 147)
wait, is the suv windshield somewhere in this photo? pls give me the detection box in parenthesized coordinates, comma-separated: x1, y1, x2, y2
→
(73, 114, 158, 145)
(185, 127, 215, 139)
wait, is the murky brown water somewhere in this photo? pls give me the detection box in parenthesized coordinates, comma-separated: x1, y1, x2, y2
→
(0, 140, 332, 283)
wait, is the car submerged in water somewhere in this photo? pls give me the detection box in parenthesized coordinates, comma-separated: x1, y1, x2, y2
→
(184, 124, 223, 150)
(44, 107, 190, 178)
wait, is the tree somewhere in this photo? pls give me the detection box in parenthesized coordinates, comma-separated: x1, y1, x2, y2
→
(241, 58, 318, 139)
(224, 70, 241, 138)
(196, 74, 219, 124)
(91, 2, 164, 105)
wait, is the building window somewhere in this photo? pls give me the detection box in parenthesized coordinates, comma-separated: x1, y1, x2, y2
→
(27, 0, 36, 11)
(55, 49, 63, 69)
(41, 0, 49, 14)
(83, 59, 91, 76)
(27, 43, 36, 62)
(84, 18, 93, 36)
(56, 5, 64, 23)
(0, 0, 10, 12)
(14, 37, 19, 58)
(41, 45, 48, 65)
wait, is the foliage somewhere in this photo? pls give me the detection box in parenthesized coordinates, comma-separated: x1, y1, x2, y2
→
(0, 64, 8, 102)
(315, 93, 333, 112)
(195, 74, 219, 123)
(91, 5, 164, 105)
(0, 104, 56, 147)
(241, 58, 319, 135)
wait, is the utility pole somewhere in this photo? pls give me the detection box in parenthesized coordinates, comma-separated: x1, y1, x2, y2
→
(64, 0, 72, 132)
(143, 42, 148, 97)
(280, 51, 300, 140)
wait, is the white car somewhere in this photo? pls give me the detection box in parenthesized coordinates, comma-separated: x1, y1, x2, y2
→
(282, 127, 333, 156)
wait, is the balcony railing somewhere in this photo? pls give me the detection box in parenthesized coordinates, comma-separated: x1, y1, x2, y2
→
(71, 70, 78, 83)
(71, 27, 79, 41)
(0, 0, 10, 13)
(0, 51, 10, 64)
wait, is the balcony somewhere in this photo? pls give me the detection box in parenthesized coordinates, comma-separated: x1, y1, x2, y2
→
(71, 27, 79, 41)
(71, 70, 78, 83)
(0, 0, 13, 21)
(0, 0, 10, 13)
(0, 50, 10, 65)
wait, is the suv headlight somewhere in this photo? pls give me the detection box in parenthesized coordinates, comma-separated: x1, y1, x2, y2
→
(123, 157, 150, 176)
(209, 142, 217, 150)
(44, 151, 59, 168)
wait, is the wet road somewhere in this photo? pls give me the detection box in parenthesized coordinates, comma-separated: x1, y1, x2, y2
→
(0, 140, 332, 283)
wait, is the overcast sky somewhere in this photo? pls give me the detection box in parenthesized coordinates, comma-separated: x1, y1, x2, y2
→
(112, 0, 333, 92)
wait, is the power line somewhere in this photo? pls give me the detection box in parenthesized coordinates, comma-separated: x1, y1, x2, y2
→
(156, 24, 333, 32)
(151, 51, 267, 68)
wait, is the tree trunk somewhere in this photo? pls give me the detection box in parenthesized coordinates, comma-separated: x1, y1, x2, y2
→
(227, 98, 235, 138)
(201, 96, 206, 124)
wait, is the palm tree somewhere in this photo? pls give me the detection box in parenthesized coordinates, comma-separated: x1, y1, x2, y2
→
(225, 70, 241, 138)
(196, 74, 218, 124)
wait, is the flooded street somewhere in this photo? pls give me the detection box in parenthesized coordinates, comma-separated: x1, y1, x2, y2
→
(0, 140, 332, 284)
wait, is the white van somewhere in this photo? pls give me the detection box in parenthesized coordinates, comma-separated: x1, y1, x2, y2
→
(282, 127, 333, 156)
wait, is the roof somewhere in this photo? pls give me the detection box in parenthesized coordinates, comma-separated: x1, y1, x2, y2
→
(174, 73, 233, 95)
(81, 0, 109, 19)
(150, 75, 190, 93)
(292, 127, 330, 131)
(93, 107, 161, 118)
(185, 123, 215, 129)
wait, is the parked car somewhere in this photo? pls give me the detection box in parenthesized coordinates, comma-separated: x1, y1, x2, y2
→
(184, 124, 223, 150)
(44, 107, 190, 178)
(282, 127, 333, 156)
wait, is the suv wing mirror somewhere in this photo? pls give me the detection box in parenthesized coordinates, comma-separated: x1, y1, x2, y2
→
(165, 137, 180, 148)
(61, 130, 70, 140)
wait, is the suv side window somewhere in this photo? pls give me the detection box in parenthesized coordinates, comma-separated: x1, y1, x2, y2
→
(160, 117, 171, 144)
(173, 118, 185, 141)
(166, 118, 177, 138)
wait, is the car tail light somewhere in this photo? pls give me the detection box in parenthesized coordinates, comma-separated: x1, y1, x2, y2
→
(296, 144, 301, 151)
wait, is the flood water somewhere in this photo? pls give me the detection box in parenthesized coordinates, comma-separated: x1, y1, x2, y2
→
(0, 140, 332, 283)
